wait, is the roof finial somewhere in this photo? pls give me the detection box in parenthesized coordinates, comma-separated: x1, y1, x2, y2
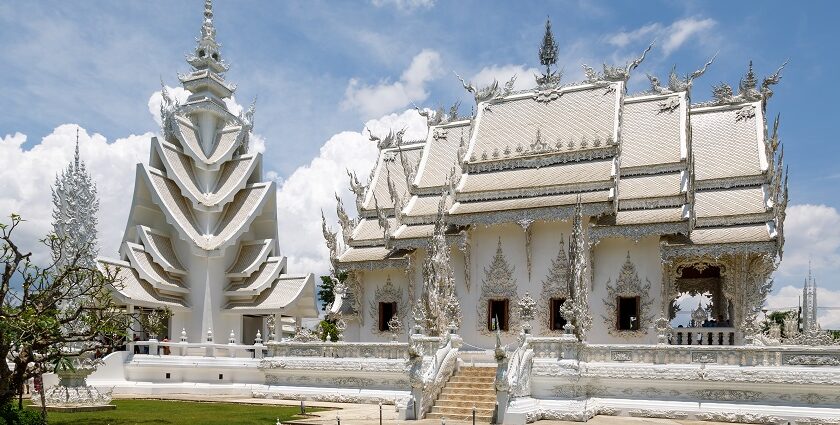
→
(536, 17, 562, 89)
(74, 127, 80, 169)
(201, 0, 216, 42)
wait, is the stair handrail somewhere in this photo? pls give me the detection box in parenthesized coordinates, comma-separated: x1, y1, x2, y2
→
(505, 331, 534, 398)
(415, 332, 461, 418)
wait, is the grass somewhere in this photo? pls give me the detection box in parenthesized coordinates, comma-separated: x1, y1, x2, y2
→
(42, 399, 320, 425)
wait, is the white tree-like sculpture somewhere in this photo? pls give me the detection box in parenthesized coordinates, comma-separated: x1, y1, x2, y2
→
(52, 128, 99, 269)
(419, 196, 461, 335)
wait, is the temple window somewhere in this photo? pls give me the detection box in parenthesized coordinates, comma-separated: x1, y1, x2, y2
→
(549, 298, 567, 331)
(378, 301, 397, 332)
(487, 299, 509, 332)
(617, 296, 640, 331)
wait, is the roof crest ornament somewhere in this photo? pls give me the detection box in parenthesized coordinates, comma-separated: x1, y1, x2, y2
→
(346, 169, 366, 213)
(536, 17, 563, 90)
(648, 52, 716, 95)
(583, 41, 654, 84)
(321, 209, 339, 266)
(368, 127, 406, 150)
(711, 60, 788, 106)
(413, 101, 461, 127)
(373, 195, 391, 247)
(454, 72, 515, 106)
(334, 193, 356, 247)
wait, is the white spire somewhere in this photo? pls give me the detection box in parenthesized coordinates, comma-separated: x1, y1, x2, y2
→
(802, 258, 819, 332)
(52, 128, 99, 268)
(186, 0, 229, 73)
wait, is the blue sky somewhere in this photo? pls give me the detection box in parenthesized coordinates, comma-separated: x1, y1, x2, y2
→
(1, 1, 839, 323)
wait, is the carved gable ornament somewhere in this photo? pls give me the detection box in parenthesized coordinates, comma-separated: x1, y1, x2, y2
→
(538, 238, 570, 334)
(368, 275, 408, 335)
(602, 253, 655, 338)
(476, 238, 520, 334)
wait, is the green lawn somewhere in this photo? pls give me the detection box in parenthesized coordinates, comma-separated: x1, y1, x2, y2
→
(43, 399, 319, 425)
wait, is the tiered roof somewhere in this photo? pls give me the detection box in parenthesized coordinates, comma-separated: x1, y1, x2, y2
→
(329, 34, 787, 271)
(100, 0, 316, 319)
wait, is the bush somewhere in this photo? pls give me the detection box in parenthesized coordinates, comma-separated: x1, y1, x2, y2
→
(0, 403, 45, 425)
(318, 320, 339, 342)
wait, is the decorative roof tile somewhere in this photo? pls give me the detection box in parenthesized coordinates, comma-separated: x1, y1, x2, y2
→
(689, 223, 772, 245)
(620, 95, 684, 168)
(468, 84, 619, 163)
(694, 186, 767, 218)
(615, 207, 684, 225)
(99, 258, 189, 310)
(415, 122, 470, 189)
(691, 103, 765, 180)
(457, 160, 612, 198)
(618, 173, 683, 200)
(362, 144, 424, 211)
(450, 190, 610, 215)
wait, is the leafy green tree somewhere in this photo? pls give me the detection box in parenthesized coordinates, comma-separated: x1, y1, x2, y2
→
(0, 214, 133, 417)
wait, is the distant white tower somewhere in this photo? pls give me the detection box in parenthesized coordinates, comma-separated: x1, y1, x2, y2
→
(802, 262, 818, 332)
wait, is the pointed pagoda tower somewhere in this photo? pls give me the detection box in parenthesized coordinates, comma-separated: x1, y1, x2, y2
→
(802, 263, 818, 332)
(100, 0, 317, 343)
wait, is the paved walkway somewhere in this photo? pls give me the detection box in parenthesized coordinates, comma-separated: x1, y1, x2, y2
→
(113, 394, 731, 424)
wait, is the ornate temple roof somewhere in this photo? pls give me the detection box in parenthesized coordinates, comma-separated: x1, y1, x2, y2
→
(331, 24, 788, 268)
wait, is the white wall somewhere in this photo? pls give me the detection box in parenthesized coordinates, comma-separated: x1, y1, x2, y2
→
(589, 235, 662, 344)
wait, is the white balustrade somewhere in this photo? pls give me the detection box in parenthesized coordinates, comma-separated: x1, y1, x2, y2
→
(130, 340, 268, 359)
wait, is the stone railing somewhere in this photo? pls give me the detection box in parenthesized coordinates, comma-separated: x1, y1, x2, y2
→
(670, 327, 737, 346)
(527, 338, 840, 367)
(410, 333, 460, 419)
(267, 341, 408, 359)
(131, 340, 268, 359)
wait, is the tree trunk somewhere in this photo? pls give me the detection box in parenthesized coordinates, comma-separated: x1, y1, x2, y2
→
(38, 369, 47, 421)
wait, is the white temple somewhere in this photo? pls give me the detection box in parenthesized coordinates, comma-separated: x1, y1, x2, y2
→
(97, 0, 317, 344)
(85, 6, 840, 425)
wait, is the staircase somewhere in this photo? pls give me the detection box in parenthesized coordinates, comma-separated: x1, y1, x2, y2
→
(425, 365, 497, 423)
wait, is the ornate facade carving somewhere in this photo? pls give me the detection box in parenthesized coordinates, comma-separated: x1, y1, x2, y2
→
(476, 239, 520, 334)
(368, 276, 408, 335)
(601, 253, 654, 338)
(537, 239, 570, 335)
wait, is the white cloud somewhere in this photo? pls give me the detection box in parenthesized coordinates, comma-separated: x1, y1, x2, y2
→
(470, 64, 541, 92)
(342, 49, 443, 119)
(775, 204, 840, 279)
(370, 0, 436, 12)
(275, 109, 426, 276)
(765, 204, 840, 329)
(607, 17, 716, 55)
(0, 126, 151, 263)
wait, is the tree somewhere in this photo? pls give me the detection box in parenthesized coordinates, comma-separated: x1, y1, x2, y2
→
(0, 214, 133, 413)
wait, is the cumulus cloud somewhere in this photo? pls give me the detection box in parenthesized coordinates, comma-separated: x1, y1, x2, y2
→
(342, 49, 443, 119)
(776, 204, 840, 278)
(470, 64, 541, 92)
(765, 204, 840, 329)
(607, 17, 717, 55)
(370, 0, 435, 12)
(275, 109, 426, 275)
(0, 127, 151, 263)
